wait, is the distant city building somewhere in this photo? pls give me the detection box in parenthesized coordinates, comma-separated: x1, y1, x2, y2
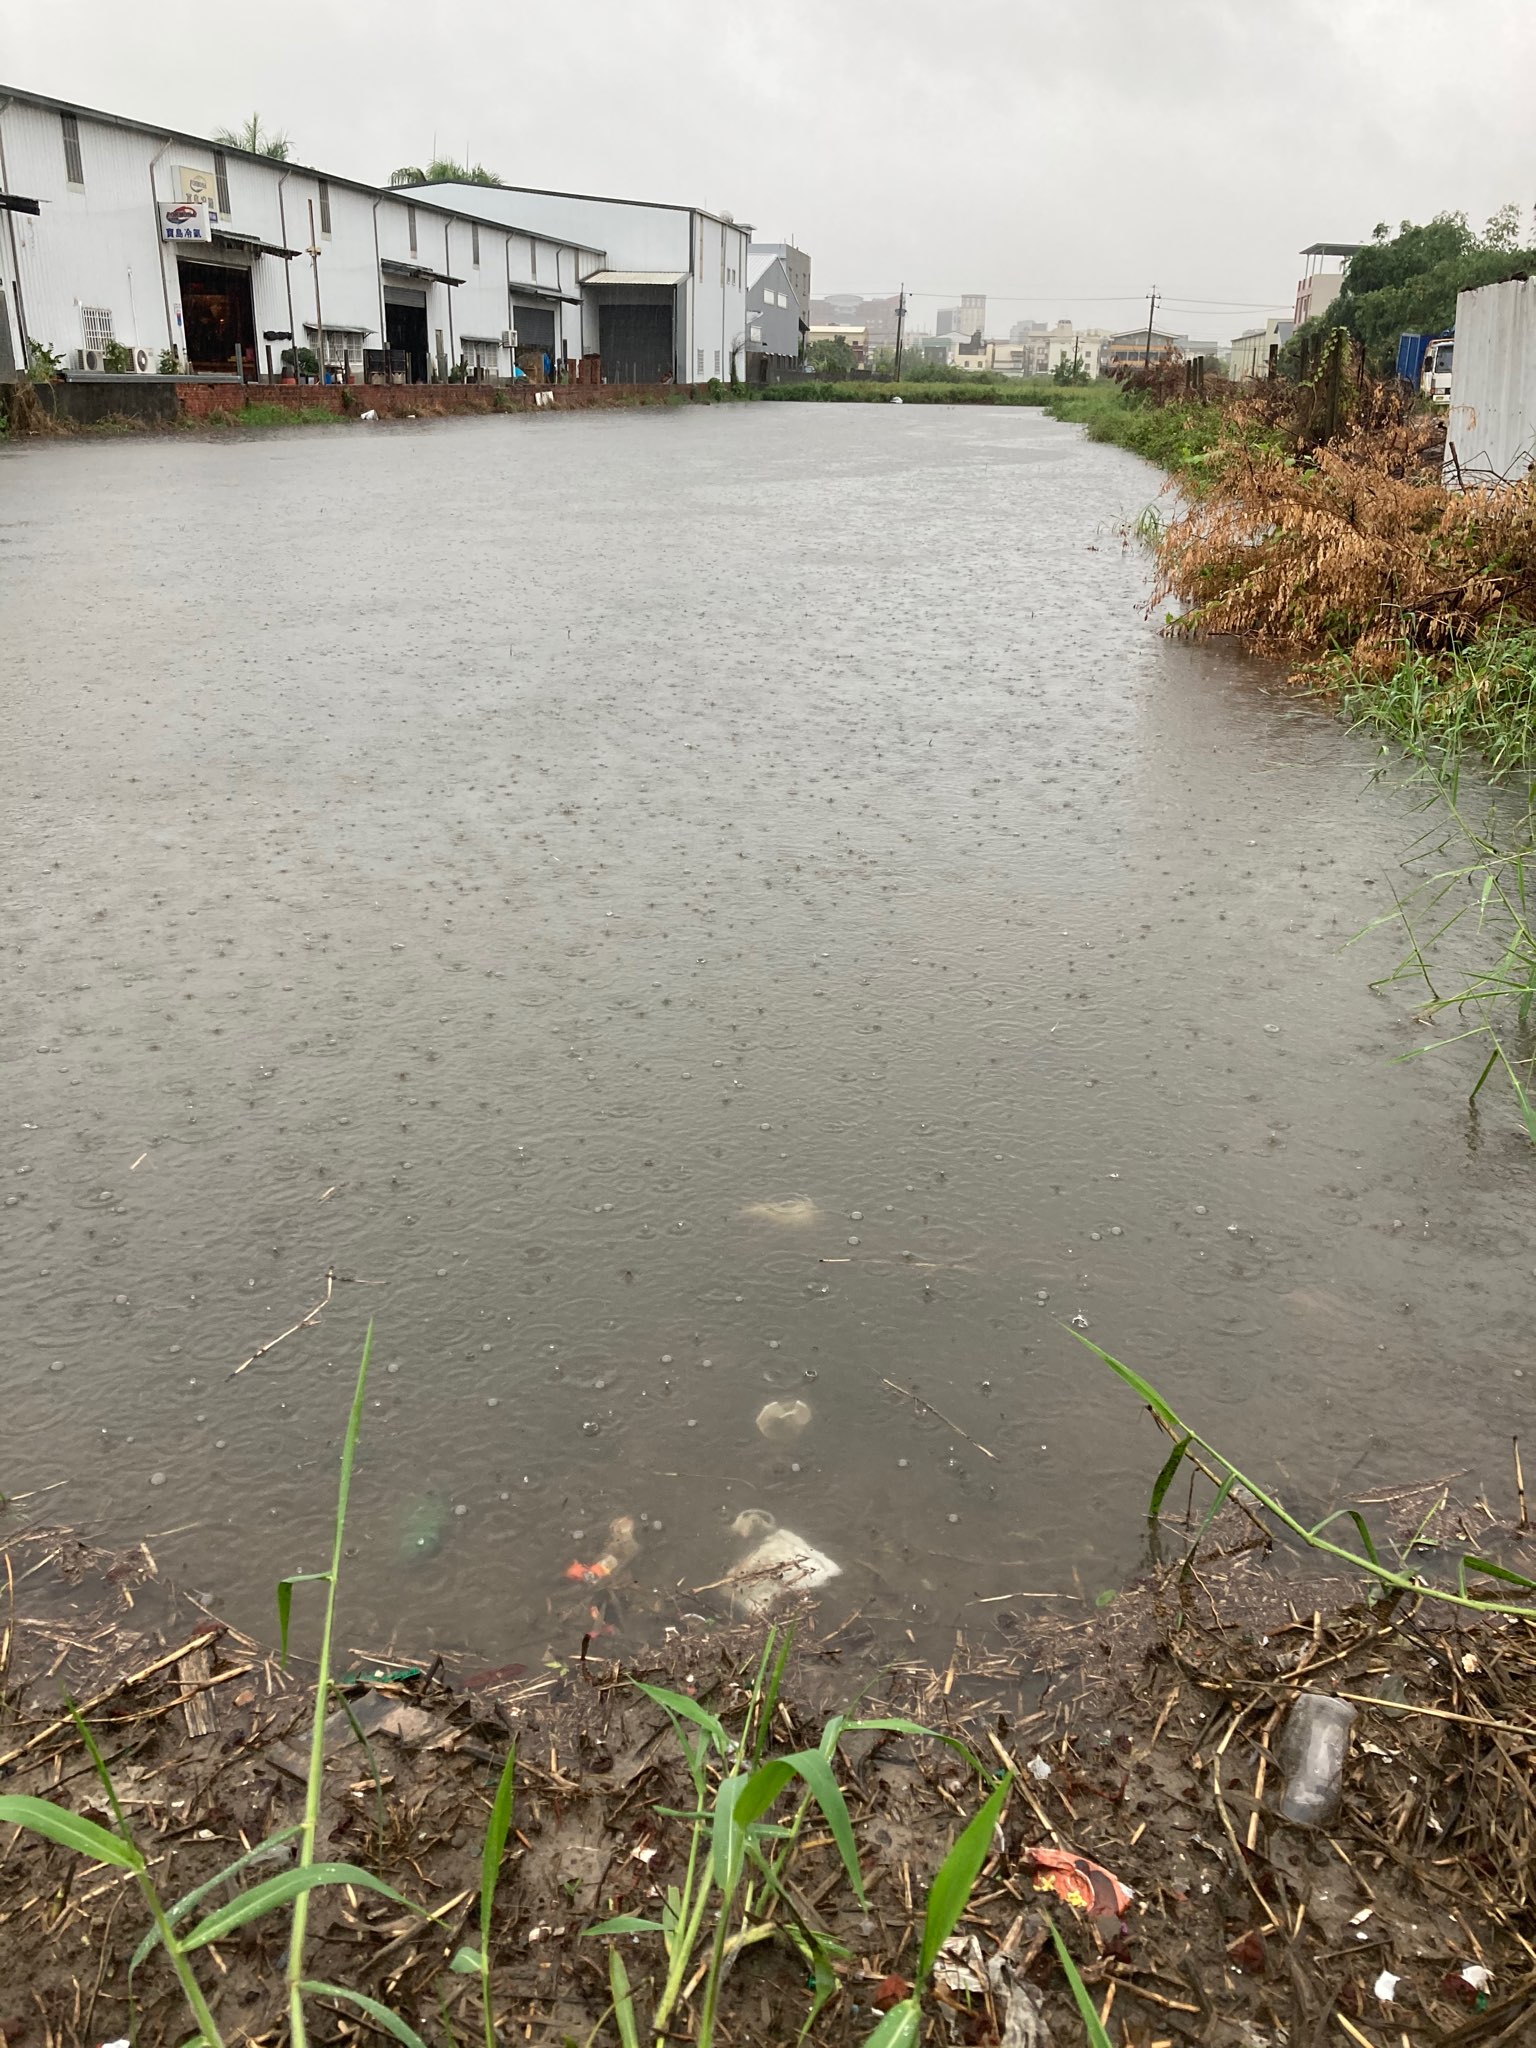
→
(808, 323, 867, 366)
(936, 295, 986, 342)
(1294, 242, 1362, 327)
(1103, 328, 1186, 372)
(809, 292, 901, 349)
(1046, 322, 1110, 379)
(1228, 317, 1294, 378)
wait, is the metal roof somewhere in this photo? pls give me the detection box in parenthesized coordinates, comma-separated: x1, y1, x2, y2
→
(414, 181, 750, 235)
(581, 270, 686, 287)
(1300, 242, 1364, 257)
(0, 82, 607, 254)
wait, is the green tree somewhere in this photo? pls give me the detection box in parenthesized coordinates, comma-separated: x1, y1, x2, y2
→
(389, 158, 501, 187)
(807, 336, 856, 377)
(1284, 208, 1536, 372)
(1051, 351, 1090, 385)
(213, 114, 291, 160)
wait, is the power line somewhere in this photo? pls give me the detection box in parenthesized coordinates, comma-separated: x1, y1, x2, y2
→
(834, 288, 1291, 310)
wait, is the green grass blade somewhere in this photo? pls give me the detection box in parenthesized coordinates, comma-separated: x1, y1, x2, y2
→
(1046, 1918, 1113, 2048)
(754, 1624, 795, 1764)
(835, 1716, 989, 1782)
(449, 1946, 482, 1974)
(1463, 1554, 1536, 1592)
(185, 1860, 411, 1948)
(714, 1755, 803, 1901)
(916, 1774, 1010, 1984)
(276, 1574, 331, 1670)
(131, 1828, 303, 1969)
(609, 1947, 642, 2048)
(299, 1982, 431, 2048)
(1183, 1469, 1236, 1564)
(480, 1743, 517, 1953)
(781, 1748, 866, 1906)
(1148, 1434, 1192, 1521)
(1065, 1332, 1182, 1428)
(288, 1322, 375, 2048)
(585, 1914, 665, 1936)
(0, 1795, 142, 1872)
(632, 1680, 728, 1753)
(861, 1999, 921, 2048)
(65, 1700, 134, 1837)
(795, 1934, 840, 2046)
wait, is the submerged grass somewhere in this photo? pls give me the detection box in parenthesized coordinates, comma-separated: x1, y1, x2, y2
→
(1333, 622, 1536, 776)
(1079, 1330, 1536, 1616)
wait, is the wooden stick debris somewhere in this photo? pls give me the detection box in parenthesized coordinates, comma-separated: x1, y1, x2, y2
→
(230, 1267, 334, 1377)
(879, 1377, 997, 1461)
(0, 1627, 221, 1771)
(1516, 1435, 1528, 1534)
(1332, 1689, 1536, 1740)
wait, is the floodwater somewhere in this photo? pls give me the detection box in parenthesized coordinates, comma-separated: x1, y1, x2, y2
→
(2, 403, 1531, 1667)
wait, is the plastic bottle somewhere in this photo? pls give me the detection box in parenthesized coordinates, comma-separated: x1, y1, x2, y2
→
(1273, 1692, 1356, 1823)
(563, 1514, 639, 1585)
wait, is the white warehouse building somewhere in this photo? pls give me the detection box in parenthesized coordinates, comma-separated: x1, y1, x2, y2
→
(412, 179, 751, 387)
(0, 83, 747, 389)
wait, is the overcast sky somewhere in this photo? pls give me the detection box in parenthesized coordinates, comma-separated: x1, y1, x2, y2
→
(8, 0, 1534, 341)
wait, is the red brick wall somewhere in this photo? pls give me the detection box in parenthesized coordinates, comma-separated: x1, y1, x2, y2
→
(174, 381, 685, 422)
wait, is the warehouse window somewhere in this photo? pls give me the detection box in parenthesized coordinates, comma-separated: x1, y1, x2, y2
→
(213, 151, 231, 215)
(81, 306, 114, 350)
(714, 350, 720, 374)
(530, 241, 538, 279)
(318, 180, 331, 235)
(471, 221, 480, 266)
(697, 347, 704, 374)
(61, 112, 84, 185)
(407, 204, 418, 254)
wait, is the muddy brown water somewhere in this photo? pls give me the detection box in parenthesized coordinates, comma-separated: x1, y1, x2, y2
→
(2, 403, 1530, 1669)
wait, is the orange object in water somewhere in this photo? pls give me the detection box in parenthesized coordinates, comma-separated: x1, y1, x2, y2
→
(1020, 1846, 1133, 1918)
(562, 1514, 639, 1586)
(565, 1555, 614, 1584)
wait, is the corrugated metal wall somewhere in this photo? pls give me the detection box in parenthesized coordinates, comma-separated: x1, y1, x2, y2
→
(1445, 279, 1536, 485)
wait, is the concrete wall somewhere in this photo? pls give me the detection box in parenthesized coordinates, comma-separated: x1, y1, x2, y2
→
(1446, 278, 1536, 484)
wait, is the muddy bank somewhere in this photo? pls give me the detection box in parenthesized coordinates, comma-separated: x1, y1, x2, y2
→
(2, 1498, 1532, 2048)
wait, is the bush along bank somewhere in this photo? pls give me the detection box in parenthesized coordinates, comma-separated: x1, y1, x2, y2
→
(4, 1328, 1535, 2046)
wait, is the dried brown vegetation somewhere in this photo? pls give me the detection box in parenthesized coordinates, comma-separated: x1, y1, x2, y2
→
(1151, 390, 1536, 675)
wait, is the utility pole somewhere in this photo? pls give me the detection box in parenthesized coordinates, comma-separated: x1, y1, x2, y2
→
(893, 282, 906, 382)
(307, 197, 324, 383)
(1143, 286, 1158, 369)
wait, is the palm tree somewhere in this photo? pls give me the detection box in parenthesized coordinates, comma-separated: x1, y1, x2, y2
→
(389, 157, 501, 188)
(213, 113, 291, 160)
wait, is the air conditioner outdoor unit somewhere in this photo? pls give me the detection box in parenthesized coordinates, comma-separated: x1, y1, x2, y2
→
(75, 348, 105, 372)
(132, 346, 153, 373)
(501, 329, 518, 349)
